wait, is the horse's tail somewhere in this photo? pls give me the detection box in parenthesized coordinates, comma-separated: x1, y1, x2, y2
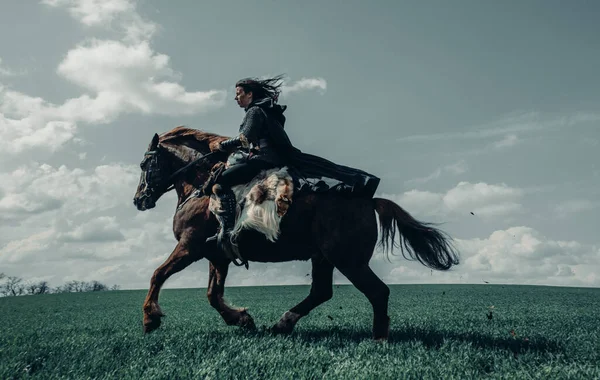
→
(373, 197, 460, 271)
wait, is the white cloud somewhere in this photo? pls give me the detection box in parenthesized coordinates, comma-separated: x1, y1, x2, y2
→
(405, 160, 468, 185)
(0, 229, 58, 265)
(554, 199, 600, 218)
(0, 0, 225, 160)
(0, 162, 139, 224)
(282, 77, 327, 96)
(2, 1, 328, 162)
(0, 58, 18, 76)
(0, 161, 179, 287)
(56, 39, 227, 116)
(366, 226, 600, 288)
(443, 182, 524, 216)
(42, 0, 156, 43)
(42, 0, 135, 26)
(382, 181, 525, 219)
(457, 226, 599, 286)
(396, 111, 600, 143)
(493, 133, 520, 149)
(0, 88, 78, 155)
(60, 216, 125, 243)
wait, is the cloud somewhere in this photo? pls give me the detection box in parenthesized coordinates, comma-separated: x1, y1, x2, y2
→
(553, 199, 600, 218)
(1, 87, 82, 155)
(56, 39, 227, 116)
(492, 133, 520, 149)
(2, 1, 327, 162)
(42, 0, 156, 43)
(60, 216, 125, 243)
(0, 58, 19, 77)
(0, 161, 178, 286)
(0, 162, 140, 225)
(457, 226, 599, 286)
(0, 1, 225, 160)
(282, 77, 327, 96)
(42, 0, 135, 26)
(396, 111, 600, 143)
(383, 181, 526, 220)
(443, 182, 524, 216)
(366, 226, 600, 288)
(405, 160, 468, 185)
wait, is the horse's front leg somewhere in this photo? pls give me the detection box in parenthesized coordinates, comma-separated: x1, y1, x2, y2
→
(142, 241, 199, 333)
(206, 261, 256, 329)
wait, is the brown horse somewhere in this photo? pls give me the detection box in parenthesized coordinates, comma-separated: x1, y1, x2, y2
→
(133, 126, 460, 340)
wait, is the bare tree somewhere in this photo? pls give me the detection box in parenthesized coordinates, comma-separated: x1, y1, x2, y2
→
(26, 282, 38, 295)
(61, 280, 88, 292)
(1, 274, 119, 296)
(26, 281, 50, 295)
(1, 276, 25, 297)
(90, 280, 108, 292)
(37, 281, 50, 294)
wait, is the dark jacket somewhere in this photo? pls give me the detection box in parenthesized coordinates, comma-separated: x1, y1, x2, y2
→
(221, 97, 380, 198)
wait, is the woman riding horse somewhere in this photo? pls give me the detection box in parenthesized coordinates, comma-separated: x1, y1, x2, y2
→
(206, 75, 381, 250)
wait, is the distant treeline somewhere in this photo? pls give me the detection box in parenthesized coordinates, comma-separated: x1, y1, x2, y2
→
(0, 272, 120, 297)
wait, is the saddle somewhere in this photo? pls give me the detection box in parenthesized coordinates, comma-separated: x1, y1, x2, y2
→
(203, 150, 294, 264)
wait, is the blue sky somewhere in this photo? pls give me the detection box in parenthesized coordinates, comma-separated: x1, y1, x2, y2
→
(1, 0, 599, 289)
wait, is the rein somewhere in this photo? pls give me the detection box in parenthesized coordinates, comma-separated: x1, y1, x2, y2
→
(159, 150, 219, 193)
(168, 150, 218, 184)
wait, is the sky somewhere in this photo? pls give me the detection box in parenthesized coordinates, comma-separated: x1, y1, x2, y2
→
(1, 0, 599, 291)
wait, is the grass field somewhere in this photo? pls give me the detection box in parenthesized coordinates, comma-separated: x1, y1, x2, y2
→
(1, 284, 599, 379)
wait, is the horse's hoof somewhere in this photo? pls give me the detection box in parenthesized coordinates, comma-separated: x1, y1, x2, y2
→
(238, 311, 256, 330)
(269, 322, 294, 335)
(372, 315, 390, 341)
(143, 317, 161, 334)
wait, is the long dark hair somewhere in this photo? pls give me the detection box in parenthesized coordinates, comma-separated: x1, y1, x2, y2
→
(235, 74, 285, 102)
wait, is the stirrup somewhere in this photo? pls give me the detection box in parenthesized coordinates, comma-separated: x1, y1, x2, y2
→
(205, 227, 221, 244)
(232, 257, 249, 270)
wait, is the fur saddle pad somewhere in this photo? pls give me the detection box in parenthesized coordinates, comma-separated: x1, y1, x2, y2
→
(208, 166, 294, 244)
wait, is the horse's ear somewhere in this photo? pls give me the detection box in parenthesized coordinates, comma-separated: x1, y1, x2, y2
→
(150, 133, 159, 149)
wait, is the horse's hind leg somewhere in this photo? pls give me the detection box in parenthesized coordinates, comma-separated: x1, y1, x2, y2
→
(206, 261, 256, 329)
(271, 256, 335, 334)
(336, 264, 390, 340)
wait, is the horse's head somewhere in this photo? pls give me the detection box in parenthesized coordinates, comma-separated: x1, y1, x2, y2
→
(133, 127, 230, 210)
(133, 133, 175, 211)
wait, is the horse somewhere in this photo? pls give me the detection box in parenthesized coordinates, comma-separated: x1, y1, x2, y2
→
(132, 126, 460, 340)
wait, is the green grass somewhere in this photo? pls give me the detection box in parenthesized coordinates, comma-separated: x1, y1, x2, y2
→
(1, 284, 599, 379)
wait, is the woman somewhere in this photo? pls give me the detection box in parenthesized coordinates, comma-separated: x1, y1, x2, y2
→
(206, 75, 380, 248)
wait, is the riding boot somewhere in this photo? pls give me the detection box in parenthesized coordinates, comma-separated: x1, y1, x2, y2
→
(205, 186, 237, 250)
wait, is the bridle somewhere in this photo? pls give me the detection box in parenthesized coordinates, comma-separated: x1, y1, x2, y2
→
(140, 147, 218, 198)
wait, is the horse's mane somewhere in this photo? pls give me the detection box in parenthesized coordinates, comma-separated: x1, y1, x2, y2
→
(159, 126, 230, 149)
